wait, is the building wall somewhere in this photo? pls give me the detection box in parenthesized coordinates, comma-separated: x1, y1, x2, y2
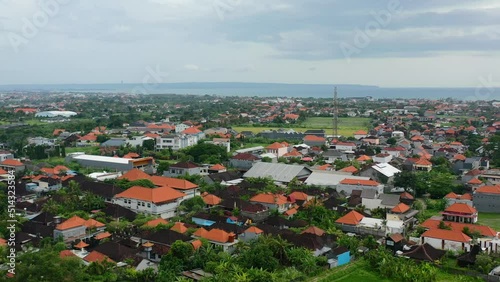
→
(422, 237, 470, 253)
(337, 184, 383, 195)
(163, 167, 201, 177)
(67, 158, 133, 172)
(0, 154, 14, 162)
(473, 193, 500, 213)
(54, 226, 86, 241)
(112, 197, 181, 219)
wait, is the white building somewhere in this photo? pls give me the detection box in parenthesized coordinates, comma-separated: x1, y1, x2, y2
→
(337, 179, 384, 195)
(421, 229, 472, 253)
(113, 186, 187, 219)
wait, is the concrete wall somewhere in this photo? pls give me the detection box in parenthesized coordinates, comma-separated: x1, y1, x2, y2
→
(474, 193, 500, 213)
(422, 237, 470, 253)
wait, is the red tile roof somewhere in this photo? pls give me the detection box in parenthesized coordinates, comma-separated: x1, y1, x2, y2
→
(143, 218, 169, 228)
(84, 219, 105, 229)
(191, 239, 202, 250)
(195, 228, 235, 243)
(84, 251, 115, 263)
(0, 168, 8, 174)
(304, 135, 326, 141)
(476, 185, 500, 195)
(95, 232, 112, 240)
(467, 178, 483, 185)
(301, 226, 325, 236)
(356, 155, 372, 161)
(245, 226, 264, 234)
(354, 130, 367, 135)
(1, 159, 23, 166)
(182, 127, 202, 134)
(56, 216, 87, 231)
(202, 194, 222, 206)
(289, 191, 310, 201)
(339, 179, 380, 187)
(266, 142, 286, 150)
(400, 192, 414, 200)
(118, 168, 150, 181)
(209, 164, 226, 171)
(59, 250, 77, 258)
(340, 166, 358, 173)
(149, 176, 198, 190)
(391, 203, 410, 214)
(74, 241, 89, 249)
(422, 229, 471, 243)
(114, 186, 186, 204)
(444, 203, 477, 214)
(250, 193, 289, 205)
(335, 210, 364, 225)
(421, 219, 496, 237)
(170, 222, 188, 234)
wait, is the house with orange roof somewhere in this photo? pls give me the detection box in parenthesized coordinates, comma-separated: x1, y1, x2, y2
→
(337, 178, 384, 196)
(421, 229, 472, 252)
(353, 130, 368, 140)
(83, 250, 115, 265)
(170, 222, 188, 234)
(444, 192, 473, 207)
(404, 157, 433, 172)
(113, 186, 187, 219)
(249, 193, 293, 213)
(0, 159, 25, 172)
(149, 176, 199, 198)
(442, 203, 478, 223)
(265, 142, 288, 158)
(467, 177, 483, 190)
(53, 215, 106, 242)
(208, 164, 226, 173)
(421, 219, 497, 238)
(283, 149, 303, 159)
(386, 203, 419, 227)
(473, 185, 500, 213)
(240, 226, 264, 242)
(373, 153, 392, 163)
(361, 135, 380, 145)
(335, 210, 364, 230)
(192, 228, 238, 253)
(284, 113, 300, 121)
(331, 141, 356, 152)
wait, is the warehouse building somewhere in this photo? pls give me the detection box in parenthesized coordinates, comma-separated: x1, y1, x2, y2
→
(65, 153, 155, 173)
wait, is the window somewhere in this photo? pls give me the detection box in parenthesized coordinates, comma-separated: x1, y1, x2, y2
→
(147, 203, 151, 208)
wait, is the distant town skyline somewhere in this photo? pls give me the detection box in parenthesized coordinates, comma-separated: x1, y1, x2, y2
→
(0, 0, 499, 87)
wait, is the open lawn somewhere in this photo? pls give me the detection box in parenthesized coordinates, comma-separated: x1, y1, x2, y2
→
(234, 117, 371, 137)
(478, 212, 500, 231)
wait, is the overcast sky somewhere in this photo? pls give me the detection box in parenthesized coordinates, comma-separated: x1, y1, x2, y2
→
(0, 0, 499, 87)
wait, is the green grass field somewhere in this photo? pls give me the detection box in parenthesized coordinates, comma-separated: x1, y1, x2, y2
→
(234, 117, 371, 137)
(478, 212, 500, 231)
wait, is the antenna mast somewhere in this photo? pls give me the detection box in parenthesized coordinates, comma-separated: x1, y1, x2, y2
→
(333, 87, 338, 137)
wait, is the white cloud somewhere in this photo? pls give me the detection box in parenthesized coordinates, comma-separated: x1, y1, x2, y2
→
(184, 64, 200, 71)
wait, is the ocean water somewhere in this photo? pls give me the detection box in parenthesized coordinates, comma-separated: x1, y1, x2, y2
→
(0, 82, 498, 100)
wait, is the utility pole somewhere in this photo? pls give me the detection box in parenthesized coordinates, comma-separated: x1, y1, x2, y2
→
(333, 87, 339, 138)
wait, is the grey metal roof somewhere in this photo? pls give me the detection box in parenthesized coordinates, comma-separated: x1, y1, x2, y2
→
(361, 189, 377, 199)
(379, 194, 401, 207)
(243, 162, 311, 183)
(304, 171, 370, 187)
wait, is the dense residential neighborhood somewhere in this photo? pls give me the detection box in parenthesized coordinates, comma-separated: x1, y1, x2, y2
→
(0, 93, 499, 281)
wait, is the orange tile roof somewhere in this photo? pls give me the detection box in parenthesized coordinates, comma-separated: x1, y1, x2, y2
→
(202, 194, 222, 206)
(354, 130, 368, 135)
(400, 192, 414, 200)
(356, 155, 372, 161)
(444, 203, 477, 214)
(0, 238, 7, 246)
(284, 114, 300, 120)
(339, 179, 380, 187)
(0, 168, 8, 174)
(245, 226, 264, 234)
(468, 178, 483, 185)
(476, 185, 500, 195)
(266, 142, 286, 150)
(301, 226, 325, 236)
(85, 218, 105, 229)
(391, 203, 410, 214)
(422, 229, 471, 243)
(56, 216, 87, 231)
(170, 222, 188, 234)
(74, 241, 89, 249)
(182, 127, 202, 134)
(193, 227, 208, 237)
(340, 166, 359, 173)
(283, 149, 302, 157)
(304, 135, 326, 141)
(414, 158, 432, 166)
(84, 251, 115, 263)
(444, 192, 458, 199)
(250, 193, 288, 205)
(118, 168, 151, 181)
(191, 239, 202, 250)
(114, 186, 186, 204)
(59, 250, 77, 258)
(1, 159, 23, 166)
(196, 228, 235, 243)
(454, 154, 467, 161)
(421, 219, 496, 237)
(283, 207, 297, 216)
(95, 232, 112, 240)
(289, 191, 310, 201)
(317, 164, 332, 170)
(149, 176, 198, 190)
(123, 152, 140, 159)
(209, 164, 226, 171)
(335, 210, 364, 225)
(143, 218, 169, 228)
